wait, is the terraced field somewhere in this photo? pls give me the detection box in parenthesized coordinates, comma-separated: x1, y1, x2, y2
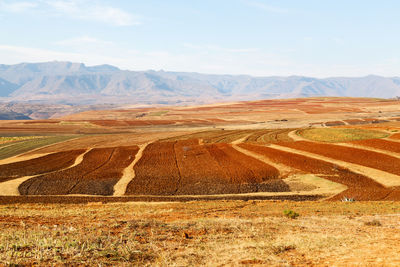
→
(0, 149, 85, 183)
(0, 125, 398, 200)
(278, 141, 400, 177)
(19, 146, 139, 196)
(1, 97, 400, 202)
(163, 129, 293, 144)
(238, 143, 399, 201)
(125, 140, 281, 195)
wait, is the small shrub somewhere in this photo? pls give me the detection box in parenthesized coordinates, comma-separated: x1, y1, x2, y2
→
(283, 209, 299, 219)
(364, 219, 382, 226)
(272, 244, 296, 254)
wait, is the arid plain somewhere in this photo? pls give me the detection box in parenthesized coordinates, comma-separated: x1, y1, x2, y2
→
(1, 97, 400, 265)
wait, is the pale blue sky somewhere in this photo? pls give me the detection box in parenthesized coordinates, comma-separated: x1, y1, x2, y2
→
(0, 0, 399, 77)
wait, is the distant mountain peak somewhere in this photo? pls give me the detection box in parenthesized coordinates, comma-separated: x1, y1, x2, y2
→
(0, 61, 399, 104)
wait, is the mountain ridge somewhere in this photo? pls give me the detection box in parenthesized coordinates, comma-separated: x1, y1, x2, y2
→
(0, 61, 399, 104)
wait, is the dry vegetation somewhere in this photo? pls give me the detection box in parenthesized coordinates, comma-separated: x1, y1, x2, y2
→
(0, 135, 79, 160)
(1, 201, 400, 266)
(297, 128, 389, 142)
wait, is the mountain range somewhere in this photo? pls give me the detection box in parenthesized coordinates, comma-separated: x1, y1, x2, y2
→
(1, 61, 400, 105)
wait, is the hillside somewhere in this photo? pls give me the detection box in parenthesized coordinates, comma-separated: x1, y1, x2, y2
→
(0, 62, 400, 105)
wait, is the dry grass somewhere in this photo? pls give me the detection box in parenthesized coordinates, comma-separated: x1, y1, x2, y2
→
(298, 128, 388, 142)
(0, 136, 46, 145)
(0, 135, 79, 160)
(1, 201, 400, 266)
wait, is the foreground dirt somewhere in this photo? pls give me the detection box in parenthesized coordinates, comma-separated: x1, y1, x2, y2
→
(0, 201, 399, 266)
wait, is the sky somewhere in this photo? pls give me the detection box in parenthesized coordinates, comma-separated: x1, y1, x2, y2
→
(0, 0, 400, 77)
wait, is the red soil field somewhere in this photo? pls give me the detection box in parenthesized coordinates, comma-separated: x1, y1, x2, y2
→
(350, 139, 400, 154)
(125, 142, 181, 195)
(238, 143, 400, 201)
(67, 146, 139, 195)
(238, 143, 384, 190)
(126, 140, 283, 195)
(389, 133, 400, 140)
(173, 139, 234, 195)
(205, 144, 283, 193)
(19, 146, 138, 196)
(244, 129, 293, 143)
(0, 149, 85, 183)
(278, 141, 400, 176)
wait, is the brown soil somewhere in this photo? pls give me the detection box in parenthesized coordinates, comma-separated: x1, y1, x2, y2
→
(238, 143, 400, 200)
(125, 140, 283, 195)
(279, 141, 400, 177)
(19, 146, 139, 196)
(0, 149, 85, 183)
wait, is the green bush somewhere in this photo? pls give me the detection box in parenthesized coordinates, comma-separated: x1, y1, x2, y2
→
(283, 209, 299, 219)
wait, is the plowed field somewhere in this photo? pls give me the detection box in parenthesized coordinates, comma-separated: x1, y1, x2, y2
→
(350, 138, 400, 153)
(244, 129, 293, 143)
(238, 144, 382, 189)
(19, 146, 138, 196)
(163, 129, 293, 144)
(0, 149, 85, 183)
(278, 141, 400, 176)
(125, 142, 180, 195)
(125, 140, 282, 195)
(237, 143, 400, 200)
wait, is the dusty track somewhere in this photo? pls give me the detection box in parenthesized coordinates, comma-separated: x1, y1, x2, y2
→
(113, 142, 150, 196)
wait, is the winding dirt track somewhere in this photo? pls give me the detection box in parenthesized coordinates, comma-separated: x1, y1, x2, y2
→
(113, 142, 150, 196)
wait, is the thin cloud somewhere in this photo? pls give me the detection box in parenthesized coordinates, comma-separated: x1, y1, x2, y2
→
(244, 0, 289, 14)
(0, 0, 140, 26)
(0, 1, 38, 13)
(44, 0, 140, 26)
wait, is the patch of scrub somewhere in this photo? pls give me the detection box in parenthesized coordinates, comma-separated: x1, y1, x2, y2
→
(298, 128, 388, 143)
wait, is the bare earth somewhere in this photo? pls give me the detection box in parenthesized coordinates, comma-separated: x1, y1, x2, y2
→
(1, 97, 400, 265)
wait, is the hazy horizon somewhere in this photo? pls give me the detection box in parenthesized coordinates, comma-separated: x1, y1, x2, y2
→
(2, 60, 400, 80)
